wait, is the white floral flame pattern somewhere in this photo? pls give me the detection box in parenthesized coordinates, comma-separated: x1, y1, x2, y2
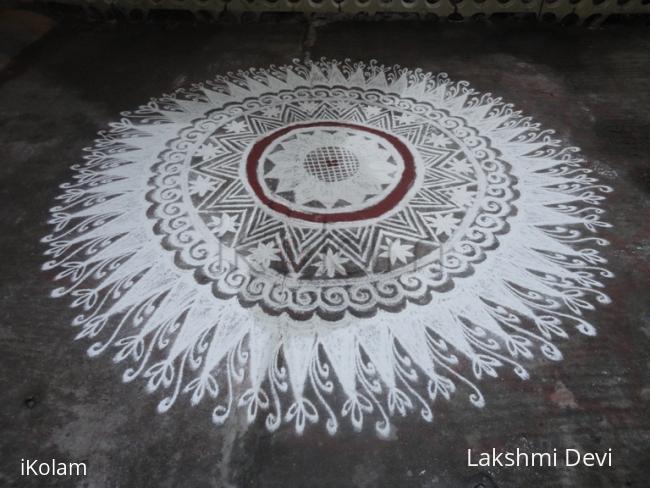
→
(42, 59, 613, 437)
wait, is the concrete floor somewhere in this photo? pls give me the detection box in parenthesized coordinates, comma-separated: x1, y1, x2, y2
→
(0, 12, 649, 488)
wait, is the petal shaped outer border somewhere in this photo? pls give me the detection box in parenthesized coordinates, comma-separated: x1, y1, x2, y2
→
(42, 59, 613, 437)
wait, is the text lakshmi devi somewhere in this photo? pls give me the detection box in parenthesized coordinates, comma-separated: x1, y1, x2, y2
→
(467, 448, 612, 468)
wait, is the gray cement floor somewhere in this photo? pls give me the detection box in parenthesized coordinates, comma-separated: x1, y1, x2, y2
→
(0, 13, 649, 488)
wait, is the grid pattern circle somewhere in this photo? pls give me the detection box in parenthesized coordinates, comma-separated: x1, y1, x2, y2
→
(303, 146, 360, 183)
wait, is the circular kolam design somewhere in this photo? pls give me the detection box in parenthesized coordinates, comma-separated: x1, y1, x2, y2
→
(43, 60, 613, 436)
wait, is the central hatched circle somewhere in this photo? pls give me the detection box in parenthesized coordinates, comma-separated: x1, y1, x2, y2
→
(246, 121, 417, 224)
(303, 146, 360, 183)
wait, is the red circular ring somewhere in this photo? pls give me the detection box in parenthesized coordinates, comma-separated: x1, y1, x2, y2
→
(246, 122, 416, 223)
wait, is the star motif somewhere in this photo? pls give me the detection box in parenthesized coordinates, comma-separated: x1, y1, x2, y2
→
(315, 249, 349, 278)
(247, 242, 281, 268)
(448, 186, 474, 207)
(195, 143, 218, 161)
(426, 133, 452, 147)
(379, 238, 414, 266)
(426, 213, 461, 237)
(394, 112, 418, 125)
(189, 175, 215, 197)
(298, 101, 320, 114)
(261, 105, 282, 118)
(363, 105, 382, 118)
(224, 120, 249, 134)
(329, 100, 355, 113)
(448, 157, 473, 174)
(207, 213, 239, 237)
